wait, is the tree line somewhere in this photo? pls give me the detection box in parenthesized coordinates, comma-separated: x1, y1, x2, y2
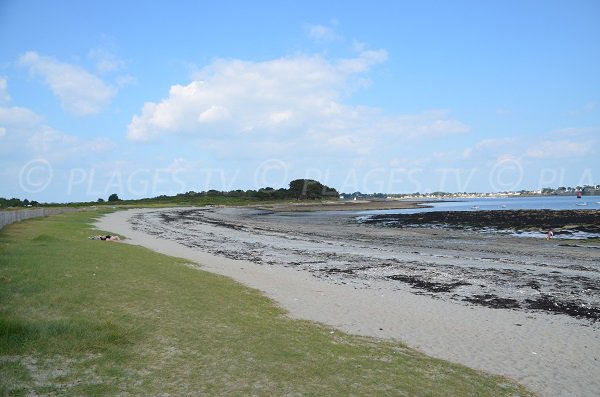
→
(145, 179, 339, 202)
(1, 179, 339, 208)
(0, 197, 40, 208)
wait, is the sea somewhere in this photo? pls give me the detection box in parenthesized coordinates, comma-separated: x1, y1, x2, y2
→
(356, 195, 600, 240)
(358, 195, 600, 215)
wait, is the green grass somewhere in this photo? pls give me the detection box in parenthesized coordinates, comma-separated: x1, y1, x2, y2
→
(0, 212, 536, 396)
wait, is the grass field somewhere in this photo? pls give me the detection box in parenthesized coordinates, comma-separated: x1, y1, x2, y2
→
(0, 211, 535, 396)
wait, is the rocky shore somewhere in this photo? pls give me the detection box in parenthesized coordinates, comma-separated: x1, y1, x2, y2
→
(364, 209, 600, 235)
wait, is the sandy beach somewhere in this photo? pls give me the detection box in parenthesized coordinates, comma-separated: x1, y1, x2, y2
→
(96, 206, 600, 397)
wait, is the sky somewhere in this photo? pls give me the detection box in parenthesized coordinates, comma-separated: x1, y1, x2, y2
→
(1, 0, 599, 202)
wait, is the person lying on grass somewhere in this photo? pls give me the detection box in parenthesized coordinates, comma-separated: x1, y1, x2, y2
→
(89, 235, 121, 241)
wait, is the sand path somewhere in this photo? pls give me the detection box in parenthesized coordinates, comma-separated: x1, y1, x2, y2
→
(96, 208, 599, 397)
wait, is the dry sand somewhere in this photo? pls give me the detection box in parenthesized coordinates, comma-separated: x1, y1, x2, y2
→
(96, 207, 600, 397)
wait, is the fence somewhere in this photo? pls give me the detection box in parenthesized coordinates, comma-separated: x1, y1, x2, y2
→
(0, 208, 80, 230)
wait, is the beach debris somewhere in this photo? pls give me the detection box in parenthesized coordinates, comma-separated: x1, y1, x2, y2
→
(524, 295, 600, 321)
(463, 294, 520, 309)
(387, 274, 470, 293)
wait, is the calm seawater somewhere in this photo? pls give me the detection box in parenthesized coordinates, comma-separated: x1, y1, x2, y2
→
(358, 195, 600, 215)
(354, 195, 600, 239)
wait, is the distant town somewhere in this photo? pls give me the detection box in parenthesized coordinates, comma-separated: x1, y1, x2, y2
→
(340, 184, 600, 201)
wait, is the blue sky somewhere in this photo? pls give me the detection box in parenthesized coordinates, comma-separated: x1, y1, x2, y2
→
(1, 0, 599, 201)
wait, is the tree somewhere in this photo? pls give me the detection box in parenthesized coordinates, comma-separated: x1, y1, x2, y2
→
(288, 179, 339, 200)
(108, 193, 120, 202)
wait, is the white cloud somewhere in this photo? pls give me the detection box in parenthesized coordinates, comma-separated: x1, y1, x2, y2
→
(19, 51, 117, 116)
(0, 77, 10, 103)
(306, 21, 339, 43)
(337, 49, 388, 74)
(0, 101, 115, 163)
(28, 127, 79, 153)
(0, 105, 43, 132)
(27, 126, 116, 162)
(127, 50, 467, 161)
(308, 25, 334, 42)
(128, 53, 360, 141)
(527, 140, 591, 159)
(198, 105, 231, 123)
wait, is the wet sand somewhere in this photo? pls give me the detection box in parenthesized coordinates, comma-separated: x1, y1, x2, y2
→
(97, 207, 600, 397)
(256, 199, 428, 212)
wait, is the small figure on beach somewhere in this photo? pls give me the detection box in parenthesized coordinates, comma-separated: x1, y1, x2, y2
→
(546, 230, 554, 240)
(89, 235, 121, 241)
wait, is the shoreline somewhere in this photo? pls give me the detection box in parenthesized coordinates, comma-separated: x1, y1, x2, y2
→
(255, 199, 430, 212)
(96, 207, 600, 397)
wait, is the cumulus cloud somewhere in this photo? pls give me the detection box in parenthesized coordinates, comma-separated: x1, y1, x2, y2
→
(198, 105, 231, 123)
(0, 82, 113, 160)
(19, 51, 117, 116)
(0, 99, 115, 163)
(127, 53, 365, 141)
(527, 140, 591, 159)
(126, 50, 468, 161)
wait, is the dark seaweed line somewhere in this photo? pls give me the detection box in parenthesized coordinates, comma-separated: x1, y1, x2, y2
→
(386, 274, 599, 322)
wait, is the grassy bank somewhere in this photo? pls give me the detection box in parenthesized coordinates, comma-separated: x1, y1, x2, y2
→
(0, 211, 535, 396)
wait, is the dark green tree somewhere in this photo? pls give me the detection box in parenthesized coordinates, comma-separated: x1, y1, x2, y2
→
(288, 179, 339, 200)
